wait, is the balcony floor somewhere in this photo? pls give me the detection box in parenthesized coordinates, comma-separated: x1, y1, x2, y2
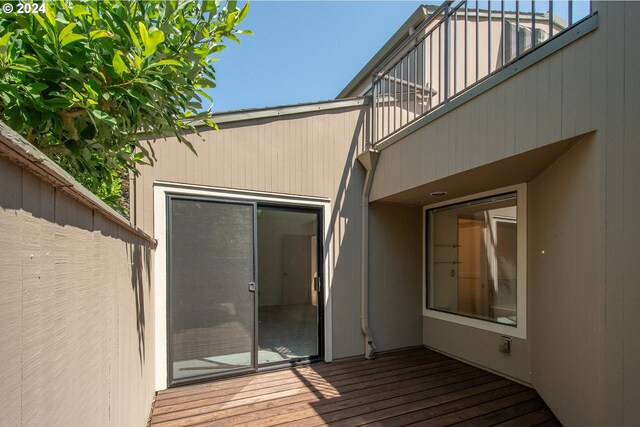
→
(149, 347, 560, 426)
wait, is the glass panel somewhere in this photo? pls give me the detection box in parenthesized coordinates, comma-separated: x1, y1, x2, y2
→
(169, 199, 255, 381)
(428, 193, 517, 326)
(257, 207, 319, 364)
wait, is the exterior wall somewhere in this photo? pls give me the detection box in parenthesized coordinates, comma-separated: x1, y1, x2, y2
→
(135, 106, 373, 360)
(370, 2, 640, 425)
(529, 134, 602, 425)
(369, 203, 423, 351)
(0, 148, 155, 425)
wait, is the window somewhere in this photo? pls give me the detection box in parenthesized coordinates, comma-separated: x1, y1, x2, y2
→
(424, 185, 526, 338)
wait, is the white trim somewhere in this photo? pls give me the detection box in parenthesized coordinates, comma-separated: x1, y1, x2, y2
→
(422, 184, 527, 340)
(153, 182, 333, 391)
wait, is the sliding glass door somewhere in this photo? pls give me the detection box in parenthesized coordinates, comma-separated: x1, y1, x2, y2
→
(167, 196, 323, 385)
(168, 197, 256, 384)
(256, 206, 322, 365)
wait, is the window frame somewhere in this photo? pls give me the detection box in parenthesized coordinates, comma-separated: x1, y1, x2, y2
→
(422, 184, 527, 339)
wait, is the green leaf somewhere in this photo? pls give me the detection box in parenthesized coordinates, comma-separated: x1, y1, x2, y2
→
(71, 4, 90, 17)
(61, 33, 87, 47)
(8, 64, 36, 73)
(144, 29, 165, 57)
(125, 22, 141, 51)
(226, 33, 240, 44)
(238, 2, 250, 22)
(89, 30, 111, 40)
(58, 23, 77, 43)
(145, 59, 182, 69)
(138, 22, 149, 47)
(91, 109, 117, 127)
(0, 32, 12, 48)
(112, 51, 128, 76)
(27, 83, 48, 95)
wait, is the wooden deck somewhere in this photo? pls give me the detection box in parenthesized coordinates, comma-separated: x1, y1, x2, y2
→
(149, 347, 560, 426)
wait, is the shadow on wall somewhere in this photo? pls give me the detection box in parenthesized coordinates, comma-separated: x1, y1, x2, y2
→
(51, 187, 155, 372)
(325, 108, 368, 359)
(130, 239, 153, 369)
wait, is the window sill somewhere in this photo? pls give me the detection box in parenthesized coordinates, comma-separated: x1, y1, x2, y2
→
(423, 308, 526, 339)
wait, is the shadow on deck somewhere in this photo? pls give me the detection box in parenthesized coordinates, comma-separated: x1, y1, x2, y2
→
(149, 347, 560, 426)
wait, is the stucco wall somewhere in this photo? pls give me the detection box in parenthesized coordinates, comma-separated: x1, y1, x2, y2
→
(0, 127, 155, 426)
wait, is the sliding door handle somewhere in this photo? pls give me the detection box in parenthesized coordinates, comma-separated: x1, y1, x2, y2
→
(248, 282, 256, 293)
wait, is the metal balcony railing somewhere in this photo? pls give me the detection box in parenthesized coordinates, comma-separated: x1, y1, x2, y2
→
(370, 0, 592, 146)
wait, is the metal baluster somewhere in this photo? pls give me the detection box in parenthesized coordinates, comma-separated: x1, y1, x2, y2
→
(465, 1, 468, 88)
(392, 66, 396, 133)
(414, 46, 418, 119)
(422, 40, 426, 115)
(549, 0, 553, 37)
(568, 0, 573, 25)
(439, 25, 442, 106)
(381, 78, 385, 139)
(444, 3, 450, 102)
(501, 0, 505, 66)
(408, 55, 411, 125)
(430, 33, 433, 109)
(476, 0, 479, 82)
(516, 1, 520, 57)
(488, 1, 492, 75)
(371, 76, 376, 147)
(454, 7, 458, 95)
(532, 0, 536, 48)
(385, 75, 389, 138)
(400, 58, 404, 127)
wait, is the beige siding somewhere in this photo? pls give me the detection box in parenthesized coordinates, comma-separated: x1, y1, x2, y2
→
(371, 2, 640, 425)
(370, 23, 599, 201)
(423, 316, 532, 383)
(369, 203, 423, 351)
(134, 106, 370, 359)
(0, 154, 155, 426)
(529, 134, 602, 426)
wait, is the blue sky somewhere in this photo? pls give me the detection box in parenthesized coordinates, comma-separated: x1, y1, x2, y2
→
(205, 1, 432, 112)
(205, 0, 589, 113)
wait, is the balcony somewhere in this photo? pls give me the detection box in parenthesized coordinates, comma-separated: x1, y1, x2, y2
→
(370, 0, 592, 147)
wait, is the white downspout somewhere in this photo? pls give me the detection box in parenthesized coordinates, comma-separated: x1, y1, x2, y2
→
(357, 149, 379, 359)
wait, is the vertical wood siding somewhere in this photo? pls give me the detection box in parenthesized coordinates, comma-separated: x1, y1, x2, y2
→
(369, 2, 640, 425)
(0, 155, 155, 426)
(134, 106, 371, 359)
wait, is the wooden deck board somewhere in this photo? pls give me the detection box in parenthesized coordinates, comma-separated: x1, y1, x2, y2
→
(149, 347, 560, 426)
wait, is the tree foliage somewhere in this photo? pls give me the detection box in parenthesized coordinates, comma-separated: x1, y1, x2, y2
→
(0, 0, 250, 214)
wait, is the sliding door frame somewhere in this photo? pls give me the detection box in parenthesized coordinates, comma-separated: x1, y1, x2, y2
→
(153, 182, 333, 391)
(256, 203, 325, 369)
(166, 195, 259, 387)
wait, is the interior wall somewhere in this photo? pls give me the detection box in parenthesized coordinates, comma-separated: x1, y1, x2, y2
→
(258, 209, 316, 307)
(369, 203, 423, 352)
(0, 155, 155, 426)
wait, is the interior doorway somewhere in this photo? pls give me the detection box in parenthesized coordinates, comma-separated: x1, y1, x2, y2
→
(166, 196, 323, 386)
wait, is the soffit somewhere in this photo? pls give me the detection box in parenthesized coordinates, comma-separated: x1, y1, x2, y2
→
(373, 134, 586, 206)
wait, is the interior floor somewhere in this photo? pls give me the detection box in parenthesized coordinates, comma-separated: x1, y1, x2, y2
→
(258, 303, 318, 363)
